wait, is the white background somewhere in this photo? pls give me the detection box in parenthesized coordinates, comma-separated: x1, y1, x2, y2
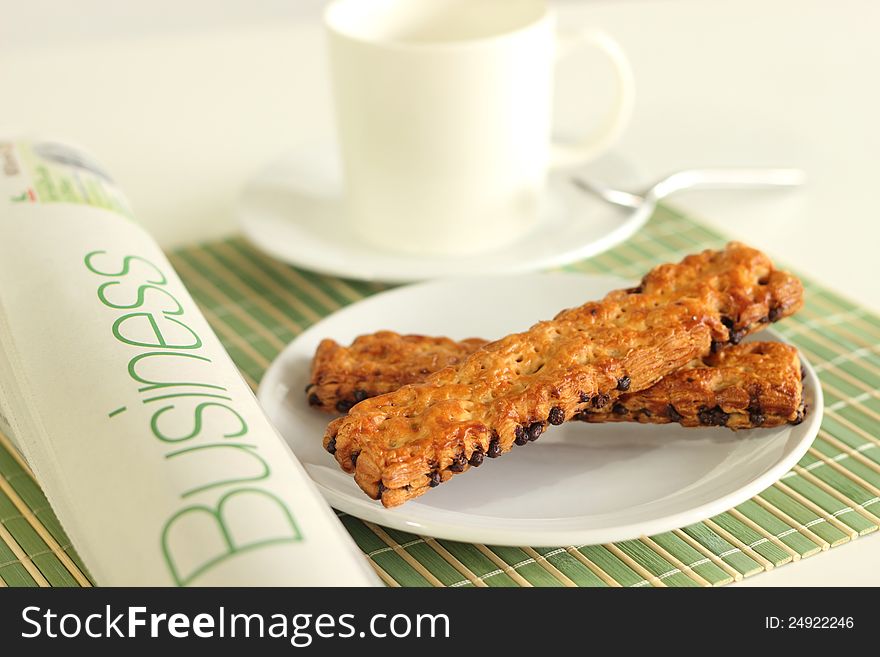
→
(1, 0, 878, 585)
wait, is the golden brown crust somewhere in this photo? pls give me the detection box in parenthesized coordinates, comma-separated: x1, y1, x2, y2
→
(323, 243, 804, 507)
(306, 332, 488, 413)
(575, 342, 805, 429)
(307, 335, 804, 430)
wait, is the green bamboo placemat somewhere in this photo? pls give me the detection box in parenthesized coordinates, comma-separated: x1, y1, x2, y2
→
(1, 204, 879, 587)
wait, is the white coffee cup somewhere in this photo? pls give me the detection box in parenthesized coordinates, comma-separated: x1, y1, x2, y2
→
(325, 0, 635, 256)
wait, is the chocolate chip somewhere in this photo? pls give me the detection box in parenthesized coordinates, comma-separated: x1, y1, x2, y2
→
(720, 316, 735, 330)
(449, 453, 467, 472)
(626, 286, 642, 294)
(749, 409, 765, 426)
(612, 402, 628, 416)
(353, 389, 368, 402)
(428, 471, 441, 487)
(377, 481, 386, 495)
(469, 450, 484, 467)
(698, 405, 730, 426)
(711, 340, 724, 354)
(617, 376, 631, 391)
(336, 399, 355, 413)
(758, 277, 769, 286)
(792, 404, 806, 425)
(729, 328, 746, 345)
(308, 393, 322, 406)
(325, 436, 337, 454)
(350, 451, 360, 468)
(640, 408, 653, 417)
(548, 406, 565, 425)
(591, 393, 610, 409)
(667, 405, 683, 422)
(487, 435, 502, 458)
(768, 305, 783, 322)
(528, 422, 544, 441)
(514, 425, 529, 446)
(590, 308, 598, 316)
(579, 391, 591, 403)
(304, 383, 315, 394)
(800, 360, 807, 380)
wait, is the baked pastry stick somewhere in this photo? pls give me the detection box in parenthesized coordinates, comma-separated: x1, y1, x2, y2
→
(306, 332, 489, 414)
(574, 341, 806, 429)
(324, 243, 804, 507)
(307, 335, 805, 429)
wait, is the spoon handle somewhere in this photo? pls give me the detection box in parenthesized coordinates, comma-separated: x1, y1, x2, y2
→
(649, 168, 806, 201)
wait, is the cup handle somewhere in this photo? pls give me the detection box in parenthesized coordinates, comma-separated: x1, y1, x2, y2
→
(549, 29, 636, 169)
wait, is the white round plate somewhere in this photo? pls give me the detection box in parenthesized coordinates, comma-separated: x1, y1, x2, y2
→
(258, 274, 822, 546)
(239, 143, 650, 283)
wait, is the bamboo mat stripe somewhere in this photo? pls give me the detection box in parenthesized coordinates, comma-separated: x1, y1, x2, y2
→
(1, 204, 878, 586)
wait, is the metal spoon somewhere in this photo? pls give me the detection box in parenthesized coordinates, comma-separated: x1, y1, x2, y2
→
(572, 168, 805, 209)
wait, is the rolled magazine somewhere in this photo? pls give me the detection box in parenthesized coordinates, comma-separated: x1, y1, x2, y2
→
(0, 137, 379, 586)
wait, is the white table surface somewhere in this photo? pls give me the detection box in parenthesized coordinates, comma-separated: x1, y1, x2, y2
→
(1, 0, 878, 585)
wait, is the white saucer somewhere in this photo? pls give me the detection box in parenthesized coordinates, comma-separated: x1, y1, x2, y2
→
(257, 274, 823, 546)
(239, 143, 649, 283)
